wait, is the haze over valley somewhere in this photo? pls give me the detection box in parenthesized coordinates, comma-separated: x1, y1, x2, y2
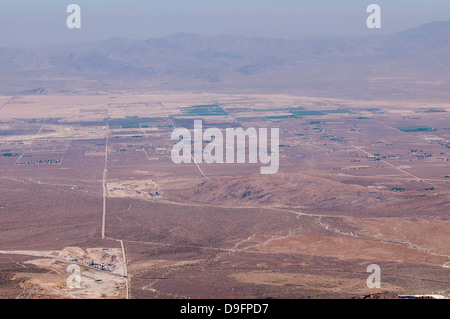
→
(0, 18, 449, 299)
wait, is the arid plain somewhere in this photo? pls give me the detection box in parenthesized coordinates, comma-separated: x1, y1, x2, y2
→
(0, 91, 449, 298)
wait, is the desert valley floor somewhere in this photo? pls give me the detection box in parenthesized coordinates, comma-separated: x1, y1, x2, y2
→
(0, 91, 449, 298)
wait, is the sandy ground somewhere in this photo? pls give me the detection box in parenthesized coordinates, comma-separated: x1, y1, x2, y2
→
(0, 247, 127, 299)
(229, 271, 402, 295)
(346, 218, 450, 258)
(107, 179, 161, 200)
(255, 235, 449, 267)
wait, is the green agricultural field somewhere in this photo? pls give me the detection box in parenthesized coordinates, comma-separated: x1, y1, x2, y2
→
(395, 126, 437, 132)
(174, 104, 228, 117)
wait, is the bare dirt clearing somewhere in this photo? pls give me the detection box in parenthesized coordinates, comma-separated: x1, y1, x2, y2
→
(0, 247, 127, 298)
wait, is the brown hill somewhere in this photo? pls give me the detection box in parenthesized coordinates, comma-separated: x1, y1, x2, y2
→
(169, 173, 399, 212)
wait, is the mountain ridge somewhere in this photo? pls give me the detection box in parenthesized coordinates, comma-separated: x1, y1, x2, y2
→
(1, 20, 449, 98)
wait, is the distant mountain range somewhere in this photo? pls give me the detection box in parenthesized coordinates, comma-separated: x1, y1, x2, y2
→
(1, 20, 450, 98)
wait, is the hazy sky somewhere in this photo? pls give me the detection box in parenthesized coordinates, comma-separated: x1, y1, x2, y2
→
(1, 0, 450, 47)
